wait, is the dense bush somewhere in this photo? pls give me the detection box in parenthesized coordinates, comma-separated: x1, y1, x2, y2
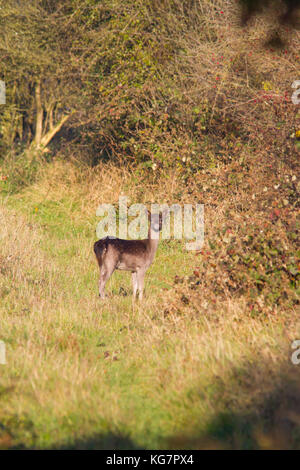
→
(0, 0, 299, 170)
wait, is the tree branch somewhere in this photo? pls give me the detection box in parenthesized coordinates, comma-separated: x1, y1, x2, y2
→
(40, 112, 74, 149)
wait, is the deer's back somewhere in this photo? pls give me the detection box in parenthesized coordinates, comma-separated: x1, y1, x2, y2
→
(95, 237, 150, 272)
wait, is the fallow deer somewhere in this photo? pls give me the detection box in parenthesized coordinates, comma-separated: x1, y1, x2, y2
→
(94, 210, 165, 300)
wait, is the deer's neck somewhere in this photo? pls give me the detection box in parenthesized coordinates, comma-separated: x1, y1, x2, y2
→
(146, 226, 159, 261)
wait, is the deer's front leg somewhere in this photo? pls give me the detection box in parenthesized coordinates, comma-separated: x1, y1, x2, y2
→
(132, 272, 138, 299)
(136, 268, 146, 301)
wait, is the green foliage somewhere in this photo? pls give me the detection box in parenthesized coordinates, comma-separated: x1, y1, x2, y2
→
(0, 151, 42, 194)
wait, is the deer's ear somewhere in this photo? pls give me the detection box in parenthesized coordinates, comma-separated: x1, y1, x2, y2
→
(144, 208, 151, 220)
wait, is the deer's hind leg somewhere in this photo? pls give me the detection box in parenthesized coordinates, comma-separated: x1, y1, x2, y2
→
(98, 250, 117, 299)
(99, 264, 115, 299)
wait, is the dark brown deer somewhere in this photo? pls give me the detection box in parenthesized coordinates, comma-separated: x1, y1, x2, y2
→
(94, 210, 165, 300)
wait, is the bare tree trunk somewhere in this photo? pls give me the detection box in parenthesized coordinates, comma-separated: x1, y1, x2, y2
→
(44, 101, 54, 134)
(49, 103, 54, 130)
(34, 80, 43, 146)
(30, 80, 74, 154)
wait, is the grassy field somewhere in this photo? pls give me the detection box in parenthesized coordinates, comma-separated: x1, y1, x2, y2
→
(0, 159, 299, 450)
(0, 0, 299, 450)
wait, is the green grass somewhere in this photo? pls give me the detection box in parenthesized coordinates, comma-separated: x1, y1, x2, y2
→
(0, 191, 196, 449)
(0, 179, 299, 450)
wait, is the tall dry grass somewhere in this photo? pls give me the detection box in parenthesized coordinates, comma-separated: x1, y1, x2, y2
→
(0, 154, 299, 448)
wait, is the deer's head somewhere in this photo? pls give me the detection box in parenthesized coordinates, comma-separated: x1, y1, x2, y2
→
(147, 209, 168, 233)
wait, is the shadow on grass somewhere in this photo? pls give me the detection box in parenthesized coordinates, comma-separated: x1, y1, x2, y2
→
(0, 427, 142, 450)
(167, 365, 300, 450)
(2, 362, 300, 450)
(54, 433, 142, 450)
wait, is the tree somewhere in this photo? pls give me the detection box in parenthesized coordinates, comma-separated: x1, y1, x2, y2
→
(0, 0, 103, 154)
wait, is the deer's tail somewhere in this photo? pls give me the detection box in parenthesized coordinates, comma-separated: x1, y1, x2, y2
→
(93, 238, 109, 266)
